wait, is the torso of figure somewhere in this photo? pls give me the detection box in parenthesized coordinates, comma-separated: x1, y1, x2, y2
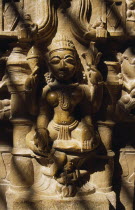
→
(46, 84, 84, 125)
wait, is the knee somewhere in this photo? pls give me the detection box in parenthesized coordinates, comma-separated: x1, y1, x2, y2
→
(81, 125, 95, 140)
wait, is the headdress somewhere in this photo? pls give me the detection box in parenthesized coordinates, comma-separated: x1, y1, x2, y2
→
(48, 34, 76, 55)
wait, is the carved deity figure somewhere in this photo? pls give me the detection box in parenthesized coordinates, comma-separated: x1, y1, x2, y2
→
(26, 36, 103, 197)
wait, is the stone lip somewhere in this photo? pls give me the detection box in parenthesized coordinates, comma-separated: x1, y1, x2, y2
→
(0, 146, 12, 153)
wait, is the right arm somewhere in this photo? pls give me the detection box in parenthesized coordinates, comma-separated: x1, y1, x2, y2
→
(35, 87, 51, 150)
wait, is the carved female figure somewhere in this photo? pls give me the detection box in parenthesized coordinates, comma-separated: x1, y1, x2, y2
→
(26, 36, 103, 196)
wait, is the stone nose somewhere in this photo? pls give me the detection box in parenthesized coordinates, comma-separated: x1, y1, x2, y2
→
(60, 59, 68, 69)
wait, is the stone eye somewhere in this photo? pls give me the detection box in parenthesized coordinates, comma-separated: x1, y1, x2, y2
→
(50, 57, 60, 64)
(65, 57, 75, 65)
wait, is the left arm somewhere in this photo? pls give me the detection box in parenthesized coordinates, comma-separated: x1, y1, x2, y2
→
(89, 66, 103, 113)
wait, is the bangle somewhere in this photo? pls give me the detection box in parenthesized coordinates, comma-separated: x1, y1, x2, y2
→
(37, 127, 46, 130)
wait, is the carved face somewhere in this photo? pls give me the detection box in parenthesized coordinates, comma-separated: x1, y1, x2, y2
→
(49, 50, 76, 81)
(126, 0, 135, 9)
(120, 48, 135, 88)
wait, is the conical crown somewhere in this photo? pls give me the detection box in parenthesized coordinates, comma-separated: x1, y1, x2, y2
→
(48, 35, 76, 54)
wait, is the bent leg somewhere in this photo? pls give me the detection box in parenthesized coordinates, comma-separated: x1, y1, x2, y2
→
(71, 121, 96, 150)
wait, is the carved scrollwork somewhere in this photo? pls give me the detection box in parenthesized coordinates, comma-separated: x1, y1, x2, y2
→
(37, 0, 58, 42)
(68, 0, 107, 41)
(68, 0, 93, 42)
(0, 0, 58, 42)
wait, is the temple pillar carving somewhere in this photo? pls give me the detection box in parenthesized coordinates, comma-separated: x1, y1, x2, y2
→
(0, 1, 134, 209)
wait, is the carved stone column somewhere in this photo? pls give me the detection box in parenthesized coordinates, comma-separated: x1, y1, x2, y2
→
(6, 155, 34, 210)
(5, 44, 34, 209)
(6, 44, 33, 152)
(119, 147, 135, 210)
(6, 44, 31, 119)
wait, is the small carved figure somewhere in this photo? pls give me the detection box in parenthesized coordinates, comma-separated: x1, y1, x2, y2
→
(20, 14, 38, 39)
(117, 47, 135, 119)
(0, 99, 11, 120)
(126, 0, 135, 21)
(0, 74, 11, 120)
(26, 36, 103, 196)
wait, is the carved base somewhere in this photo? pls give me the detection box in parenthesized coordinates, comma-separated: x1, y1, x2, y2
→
(0, 180, 8, 210)
(6, 189, 116, 210)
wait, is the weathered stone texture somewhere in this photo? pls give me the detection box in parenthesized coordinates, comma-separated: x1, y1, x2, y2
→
(0, 0, 134, 209)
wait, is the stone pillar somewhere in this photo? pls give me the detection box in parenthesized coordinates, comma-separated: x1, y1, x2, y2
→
(119, 147, 135, 210)
(5, 44, 34, 209)
(6, 43, 33, 153)
(6, 44, 31, 119)
(0, 147, 11, 210)
(91, 151, 115, 192)
(98, 121, 115, 151)
(90, 151, 116, 208)
(6, 155, 34, 210)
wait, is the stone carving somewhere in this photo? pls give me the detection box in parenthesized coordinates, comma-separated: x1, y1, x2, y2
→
(119, 148, 135, 210)
(126, 0, 135, 21)
(0, 54, 11, 121)
(126, 0, 135, 34)
(69, 0, 107, 41)
(106, 1, 124, 34)
(3, 0, 23, 31)
(19, 14, 38, 41)
(0, 99, 11, 120)
(25, 35, 103, 197)
(117, 47, 135, 120)
(0, 0, 58, 43)
(0, 1, 134, 209)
